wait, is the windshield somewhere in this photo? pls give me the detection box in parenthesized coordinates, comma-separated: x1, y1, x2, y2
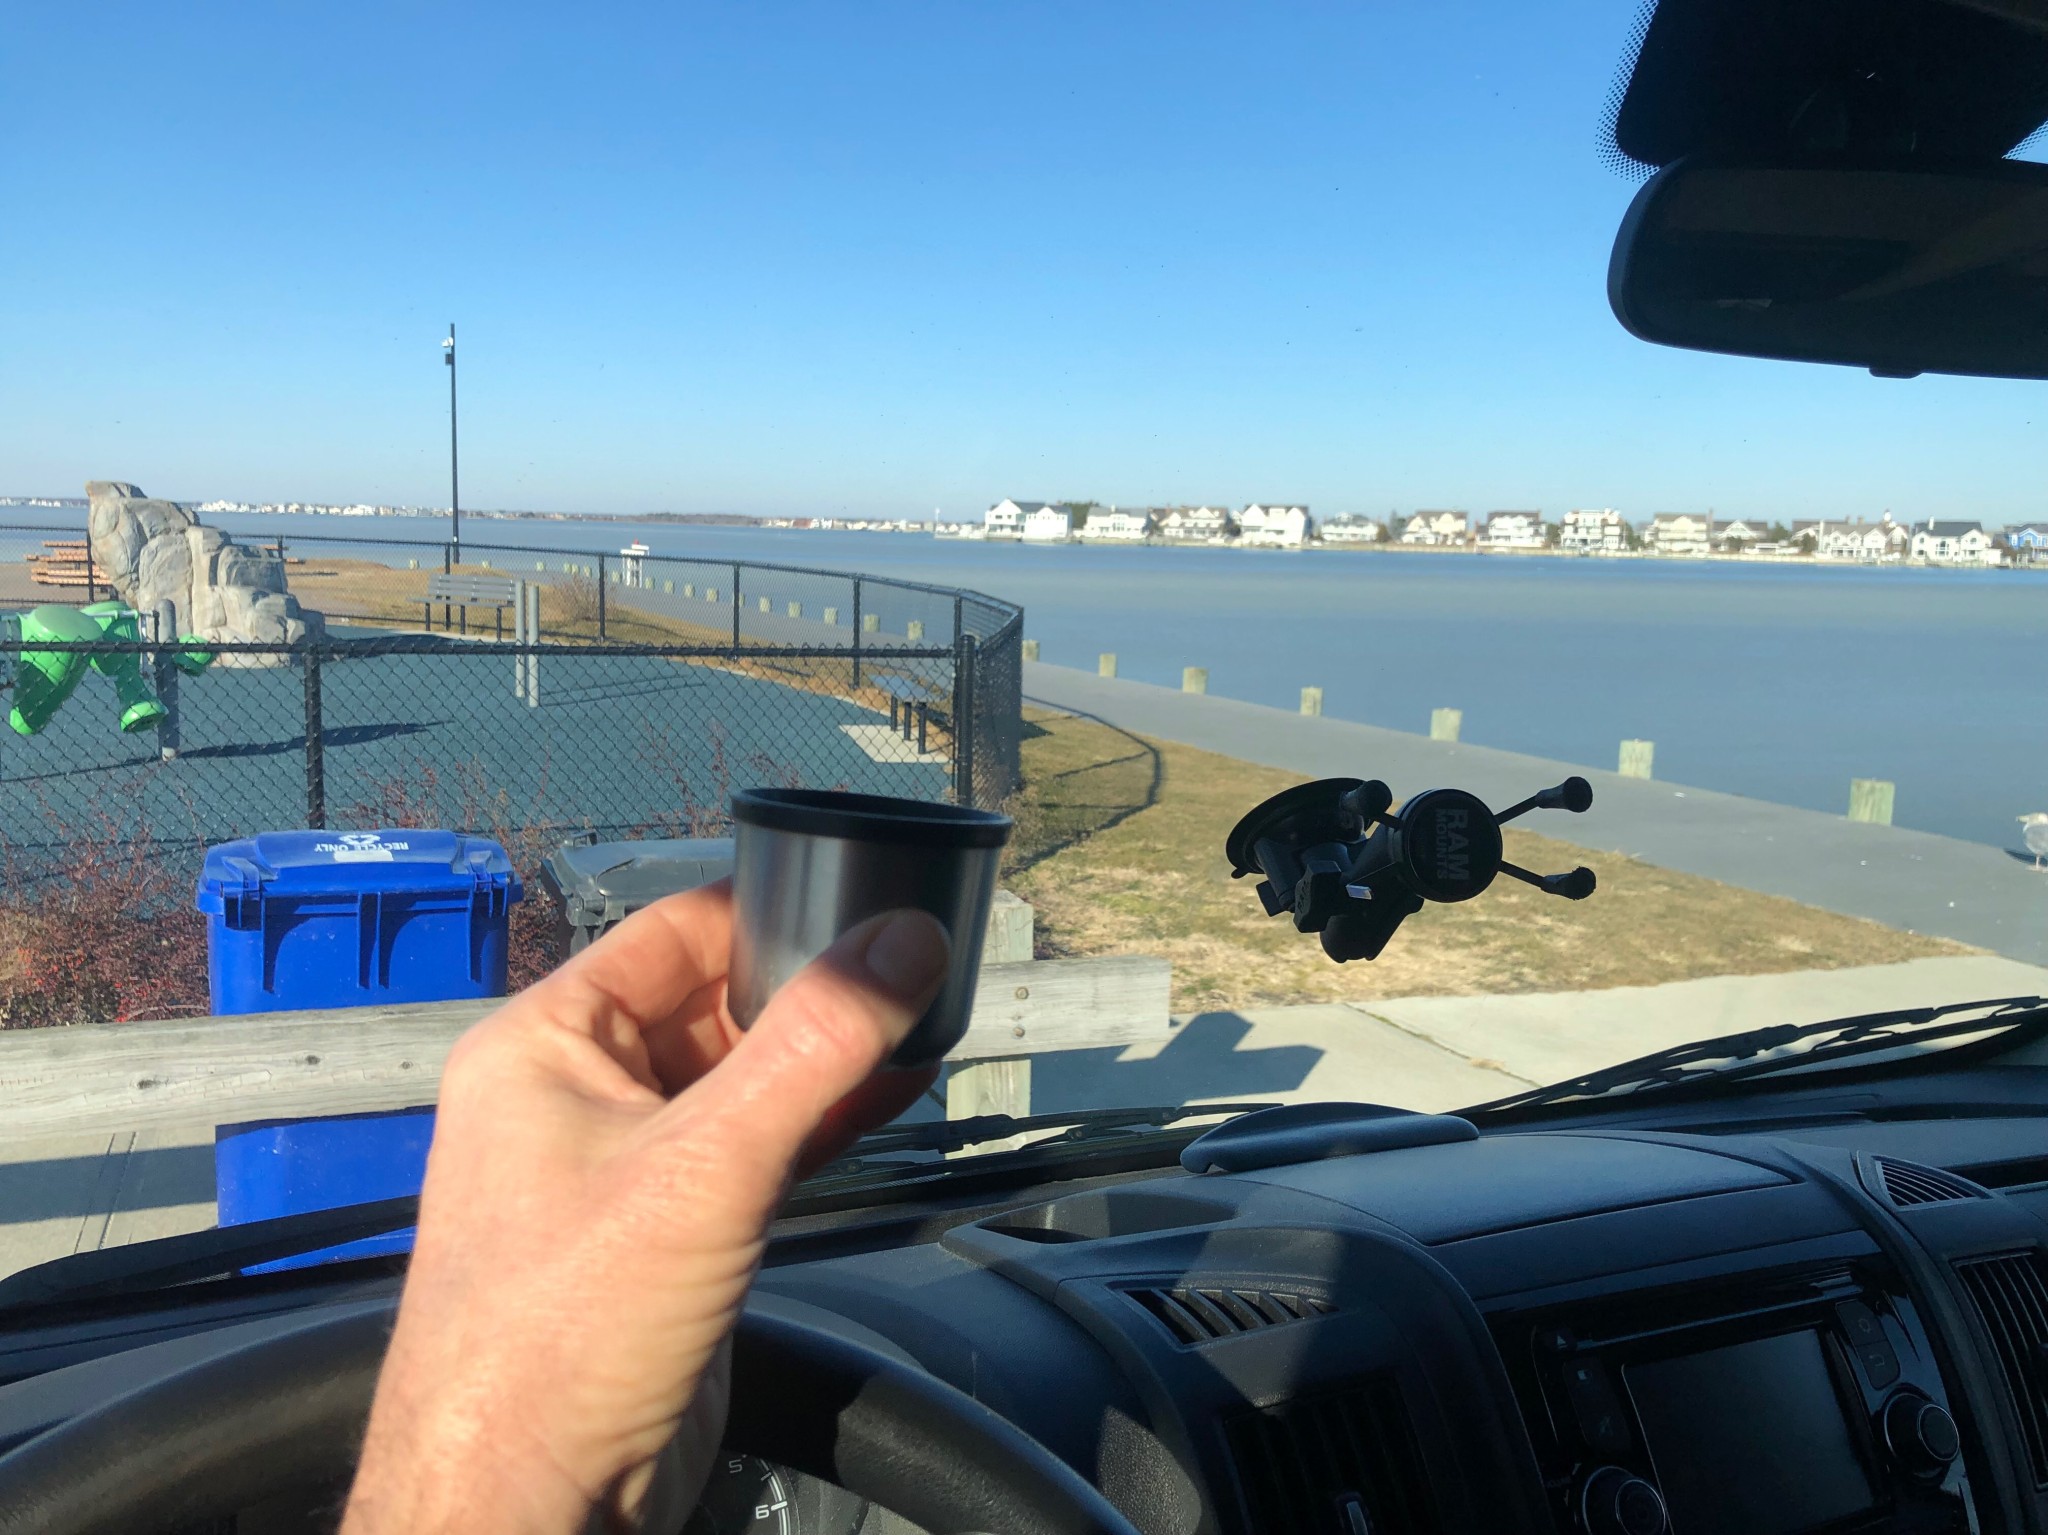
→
(3, 1, 2047, 1291)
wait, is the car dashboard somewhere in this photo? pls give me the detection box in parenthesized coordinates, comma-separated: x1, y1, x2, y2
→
(8, 1099, 2048, 1535)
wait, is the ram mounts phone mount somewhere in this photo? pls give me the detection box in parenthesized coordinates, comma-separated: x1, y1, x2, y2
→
(1226, 775, 1598, 963)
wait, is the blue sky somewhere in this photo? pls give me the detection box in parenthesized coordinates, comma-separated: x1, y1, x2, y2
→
(4, 1, 2043, 522)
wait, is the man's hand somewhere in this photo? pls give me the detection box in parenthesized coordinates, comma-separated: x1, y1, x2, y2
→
(341, 882, 947, 1535)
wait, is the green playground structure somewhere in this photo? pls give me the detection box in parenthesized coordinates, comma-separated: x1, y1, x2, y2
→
(7, 603, 216, 737)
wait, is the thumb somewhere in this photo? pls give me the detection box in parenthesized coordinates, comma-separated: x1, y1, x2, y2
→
(668, 909, 952, 1168)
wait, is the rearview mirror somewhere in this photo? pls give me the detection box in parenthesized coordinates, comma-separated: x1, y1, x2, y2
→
(1609, 158, 2048, 379)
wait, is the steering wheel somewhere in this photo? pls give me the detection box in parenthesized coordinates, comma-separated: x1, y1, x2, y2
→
(0, 1299, 1143, 1535)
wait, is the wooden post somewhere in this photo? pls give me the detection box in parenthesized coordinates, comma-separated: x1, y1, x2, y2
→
(1849, 779, 1896, 825)
(1300, 686, 1323, 716)
(1182, 666, 1208, 694)
(1619, 739, 1655, 779)
(1021, 638, 1040, 662)
(1430, 707, 1462, 742)
(947, 891, 1036, 1153)
(1098, 652, 1117, 678)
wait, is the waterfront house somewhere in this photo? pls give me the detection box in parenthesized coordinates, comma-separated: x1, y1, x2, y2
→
(1911, 520, 2001, 565)
(1815, 516, 1908, 561)
(1646, 513, 1711, 556)
(1715, 518, 1771, 552)
(986, 499, 1057, 537)
(1158, 505, 1234, 542)
(1021, 504, 1074, 542)
(1558, 508, 1627, 553)
(1077, 507, 1154, 541)
(1319, 516, 1386, 545)
(1480, 510, 1546, 549)
(2006, 524, 2048, 564)
(1400, 510, 1470, 546)
(1239, 504, 1314, 546)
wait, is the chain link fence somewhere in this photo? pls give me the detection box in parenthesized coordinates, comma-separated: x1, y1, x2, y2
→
(0, 521, 1024, 848)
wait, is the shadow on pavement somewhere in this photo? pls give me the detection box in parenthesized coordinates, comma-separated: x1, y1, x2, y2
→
(0, 1141, 215, 1225)
(1029, 1011, 1322, 1111)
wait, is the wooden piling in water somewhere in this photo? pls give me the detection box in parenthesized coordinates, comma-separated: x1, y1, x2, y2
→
(1849, 779, 1896, 825)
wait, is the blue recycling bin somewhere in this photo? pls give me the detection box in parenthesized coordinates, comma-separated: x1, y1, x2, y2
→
(197, 829, 523, 1271)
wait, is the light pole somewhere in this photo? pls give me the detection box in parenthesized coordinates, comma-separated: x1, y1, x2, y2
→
(442, 323, 460, 551)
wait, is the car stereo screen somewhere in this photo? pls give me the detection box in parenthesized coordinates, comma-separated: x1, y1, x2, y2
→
(1625, 1330, 1876, 1535)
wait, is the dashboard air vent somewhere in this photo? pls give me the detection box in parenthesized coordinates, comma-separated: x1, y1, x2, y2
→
(1127, 1285, 1333, 1345)
(1871, 1156, 1989, 1207)
(1953, 1251, 2048, 1486)
(1224, 1377, 1437, 1535)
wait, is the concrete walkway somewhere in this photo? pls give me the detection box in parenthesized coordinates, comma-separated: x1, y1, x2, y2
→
(1025, 660, 2048, 964)
(8, 954, 2045, 1282)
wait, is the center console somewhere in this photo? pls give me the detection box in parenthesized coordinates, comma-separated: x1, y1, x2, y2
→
(1498, 1262, 1974, 1535)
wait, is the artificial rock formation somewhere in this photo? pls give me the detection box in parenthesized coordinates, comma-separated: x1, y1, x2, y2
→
(86, 481, 322, 663)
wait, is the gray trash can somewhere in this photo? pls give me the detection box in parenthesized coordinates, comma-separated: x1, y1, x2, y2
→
(540, 836, 735, 955)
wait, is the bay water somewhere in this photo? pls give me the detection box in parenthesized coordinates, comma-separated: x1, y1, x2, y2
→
(201, 512, 2048, 852)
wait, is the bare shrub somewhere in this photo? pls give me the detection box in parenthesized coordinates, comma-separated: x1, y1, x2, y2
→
(0, 779, 211, 1027)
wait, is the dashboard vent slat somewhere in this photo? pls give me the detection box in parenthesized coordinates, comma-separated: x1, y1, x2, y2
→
(1126, 1284, 1333, 1345)
(1955, 1252, 2048, 1486)
(1872, 1155, 1989, 1206)
(1224, 1377, 1438, 1535)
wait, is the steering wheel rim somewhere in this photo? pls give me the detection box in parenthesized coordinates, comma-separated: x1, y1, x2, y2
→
(0, 1297, 1143, 1535)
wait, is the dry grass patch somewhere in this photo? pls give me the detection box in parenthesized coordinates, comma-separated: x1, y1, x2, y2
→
(284, 557, 951, 738)
(1001, 708, 1969, 1014)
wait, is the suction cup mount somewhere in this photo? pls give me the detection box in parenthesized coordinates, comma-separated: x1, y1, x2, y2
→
(1225, 774, 1597, 963)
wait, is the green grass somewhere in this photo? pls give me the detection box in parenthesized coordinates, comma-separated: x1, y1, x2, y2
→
(1001, 708, 1967, 1014)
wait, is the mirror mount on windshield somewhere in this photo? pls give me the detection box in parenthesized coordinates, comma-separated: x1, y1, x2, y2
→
(1609, 155, 2048, 379)
(1226, 776, 1596, 963)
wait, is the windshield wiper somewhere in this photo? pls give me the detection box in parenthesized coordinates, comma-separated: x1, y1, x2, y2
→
(818, 1101, 1284, 1168)
(1467, 994, 2048, 1118)
(0, 1103, 1283, 1312)
(0, 1195, 421, 1314)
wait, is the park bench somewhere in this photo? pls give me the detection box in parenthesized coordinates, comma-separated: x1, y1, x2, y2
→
(423, 572, 522, 637)
(873, 672, 948, 748)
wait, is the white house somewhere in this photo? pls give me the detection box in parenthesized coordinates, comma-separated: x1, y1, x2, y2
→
(1911, 520, 2001, 565)
(1318, 516, 1386, 545)
(1021, 504, 1074, 541)
(1157, 505, 1234, 542)
(1480, 510, 1545, 549)
(1077, 507, 1154, 541)
(1400, 510, 1469, 546)
(1815, 516, 1908, 561)
(1239, 503, 1313, 547)
(1646, 513, 1711, 556)
(1714, 518, 1771, 552)
(1558, 508, 1628, 553)
(986, 498, 1054, 537)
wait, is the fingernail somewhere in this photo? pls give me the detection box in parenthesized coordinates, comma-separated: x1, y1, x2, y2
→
(862, 910, 951, 1003)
